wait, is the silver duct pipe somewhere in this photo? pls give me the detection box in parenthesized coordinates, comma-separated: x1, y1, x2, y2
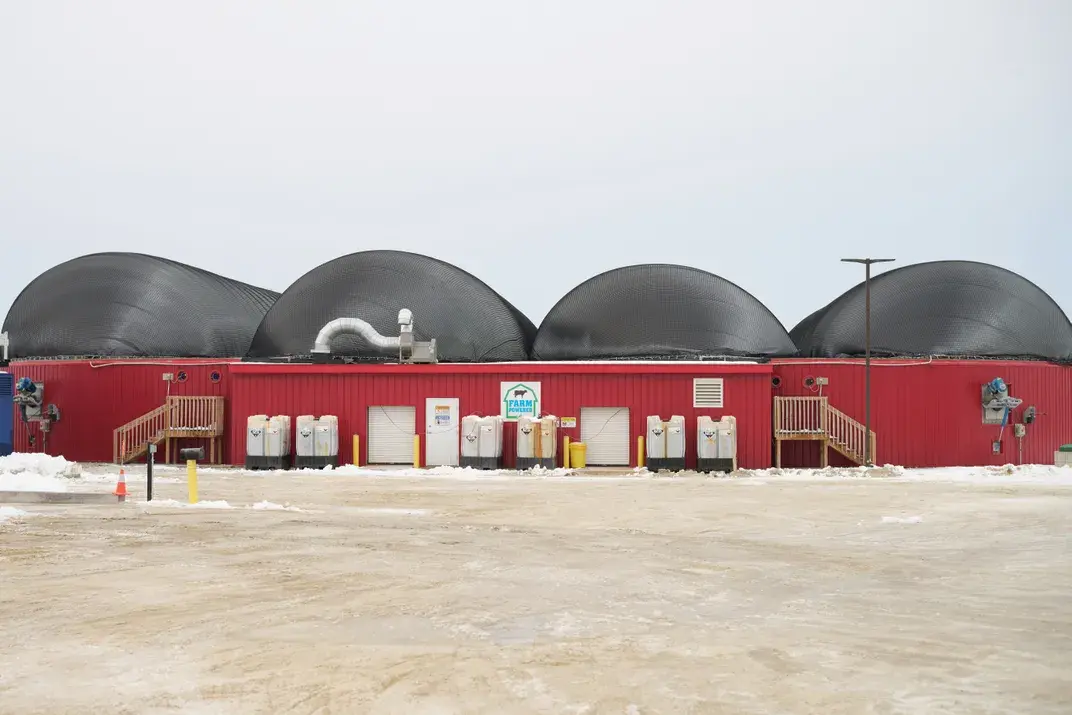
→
(311, 318, 401, 355)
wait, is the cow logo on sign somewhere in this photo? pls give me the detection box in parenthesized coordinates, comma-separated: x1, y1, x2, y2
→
(501, 381, 541, 420)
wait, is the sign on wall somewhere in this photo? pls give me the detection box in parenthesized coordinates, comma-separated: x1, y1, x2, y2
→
(501, 381, 541, 420)
(559, 417, 576, 428)
(434, 404, 451, 426)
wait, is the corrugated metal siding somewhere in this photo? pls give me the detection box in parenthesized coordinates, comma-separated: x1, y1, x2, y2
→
(0, 372, 13, 457)
(13, 356, 1070, 470)
(7, 359, 235, 462)
(228, 368, 774, 469)
(772, 359, 1072, 468)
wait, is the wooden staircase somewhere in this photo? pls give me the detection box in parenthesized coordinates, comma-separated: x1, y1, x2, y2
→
(773, 396, 877, 467)
(113, 396, 225, 465)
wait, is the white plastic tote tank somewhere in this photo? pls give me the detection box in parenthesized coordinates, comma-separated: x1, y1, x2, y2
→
(460, 415, 481, 467)
(295, 415, 338, 469)
(538, 415, 558, 463)
(516, 416, 536, 460)
(646, 415, 685, 471)
(265, 415, 290, 457)
(478, 416, 504, 468)
(491, 416, 504, 458)
(314, 415, 338, 457)
(246, 414, 292, 470)
(697, 415, 737, 473)
(246, 415, 269, 458)
(645, 415, 666, 460)
(517, 415, 556, 469)
(296, 415, 316, 457)
(665, 415, 686, 460)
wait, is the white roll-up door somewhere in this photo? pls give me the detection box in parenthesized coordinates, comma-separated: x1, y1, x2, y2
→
(580, 407, 631, 466)
(367, 406, 416, 464)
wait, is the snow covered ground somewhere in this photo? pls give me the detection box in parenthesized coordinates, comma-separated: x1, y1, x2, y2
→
(0, 452, 84, 492)
(0, 505, 32, 523)
(0, 453, 180, 493)
(6, 449, 1072, 494)
(2, 455, 1072, 713)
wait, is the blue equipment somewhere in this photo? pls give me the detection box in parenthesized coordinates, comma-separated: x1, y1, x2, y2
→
(0, 372, 12, 457)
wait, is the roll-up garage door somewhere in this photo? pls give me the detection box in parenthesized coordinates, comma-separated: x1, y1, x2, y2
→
(367, 406, 416, 464)
(580, 407, 630, 466)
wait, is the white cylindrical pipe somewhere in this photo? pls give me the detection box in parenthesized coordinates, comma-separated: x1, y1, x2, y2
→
(311, 317, 401, 354)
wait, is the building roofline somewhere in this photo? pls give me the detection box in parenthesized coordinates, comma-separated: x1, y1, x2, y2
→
(229, 360, 773, 376)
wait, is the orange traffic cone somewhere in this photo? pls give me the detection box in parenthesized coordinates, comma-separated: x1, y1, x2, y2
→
(114, 468, 127, 502)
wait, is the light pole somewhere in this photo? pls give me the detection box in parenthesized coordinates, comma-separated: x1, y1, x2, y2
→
(841, 257, 895, 466)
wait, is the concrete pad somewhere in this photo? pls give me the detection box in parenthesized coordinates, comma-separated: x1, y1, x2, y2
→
(0, 491, 120, 504)
(3, 473, 1071, 713)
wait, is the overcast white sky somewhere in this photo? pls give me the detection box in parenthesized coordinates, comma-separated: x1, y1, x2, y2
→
(2, 1, 1069, 331)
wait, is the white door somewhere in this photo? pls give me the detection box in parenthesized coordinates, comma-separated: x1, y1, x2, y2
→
(580, 407, 631, 466)
(425, 397, 460, 467)
(367, 406, 416, 464)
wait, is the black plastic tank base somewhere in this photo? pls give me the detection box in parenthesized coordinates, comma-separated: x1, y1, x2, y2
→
(244, 455, 292, 471)
(646, 457, 686, 472)
(293, 455, 339, 470)
(460, 456, 501, 470)
(516, 457, 556, 470)
(697, 458, 735, 474)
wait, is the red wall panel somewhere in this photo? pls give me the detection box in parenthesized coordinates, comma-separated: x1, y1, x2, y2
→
(7, 359, 236, 462)
(13, 356, 1071, 470)
(228, 364, 774, 469)
(772, 359, 1072, 468)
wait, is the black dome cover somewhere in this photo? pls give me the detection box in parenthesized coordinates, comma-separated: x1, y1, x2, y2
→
(791, 260, 1072, 360)
(533, 264, 797, 360)
(3, 252, 279, 358)
(246, 250, 535, 361)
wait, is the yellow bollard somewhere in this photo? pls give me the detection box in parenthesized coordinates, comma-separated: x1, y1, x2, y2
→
(187, 459, 199, 504)
(413, 434, 420, 468)
(637, 436, 645, 468)
(563, 436, 570, 468)
(352, 435, 360, 466)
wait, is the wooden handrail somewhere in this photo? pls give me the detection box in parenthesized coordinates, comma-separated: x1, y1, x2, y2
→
(113, 396, 225, 464)
(772, 396, 826, 435)
(113, 404, 168, 463)
(773, 396, 877, 465)
(166, 396, 225, 431)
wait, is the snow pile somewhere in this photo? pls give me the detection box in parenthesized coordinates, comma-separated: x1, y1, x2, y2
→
(138, 499, 307, 512)
(250, 500, 304, 512)
(521, 464, 576, 478)
(731, 464, 907, 480)
(324, 464, 577, 479)
(0, 506, 33, 524)
(881, 515, 924, 524)
(73, 469, 183, 486)
(351, 507, 431, 516)
(895, 463, 1072, 485)
(0, 453, 83, 492)
(139, 499, 234, 509)
(0, 453, 83, 479)
(124, 459, 1072, 486)
(730, 463, 1072, 485)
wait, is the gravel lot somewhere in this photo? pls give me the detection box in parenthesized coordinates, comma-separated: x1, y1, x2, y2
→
(2, 465, 1070, 714)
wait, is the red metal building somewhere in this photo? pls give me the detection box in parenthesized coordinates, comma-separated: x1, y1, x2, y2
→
(228, 361, 773, 469)
(5, 359, 771, 469)
(8, 359, 237, 462)
(6, 356, 1071, 470)
(771, 358, 1072, 468)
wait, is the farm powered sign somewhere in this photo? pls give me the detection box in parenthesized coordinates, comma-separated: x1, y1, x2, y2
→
(501, 382, 541, 421)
